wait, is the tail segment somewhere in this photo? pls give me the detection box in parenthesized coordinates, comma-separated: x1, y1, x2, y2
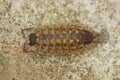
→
(94, 29, 109, 43)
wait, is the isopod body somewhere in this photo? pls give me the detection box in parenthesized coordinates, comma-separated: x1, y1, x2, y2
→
(22, 23, 109, 54)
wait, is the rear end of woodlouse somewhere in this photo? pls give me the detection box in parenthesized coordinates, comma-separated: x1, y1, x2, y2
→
(93, 29, 110, 43)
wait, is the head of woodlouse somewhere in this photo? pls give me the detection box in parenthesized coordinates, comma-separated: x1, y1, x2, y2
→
(29, 33, 37, 46)
(78, 30, 94, 44)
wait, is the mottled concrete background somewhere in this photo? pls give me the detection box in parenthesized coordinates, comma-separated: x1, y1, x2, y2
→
(0, 0, 120, 80)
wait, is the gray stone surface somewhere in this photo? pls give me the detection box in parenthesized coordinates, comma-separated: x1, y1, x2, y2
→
(0, 0, 120, 80)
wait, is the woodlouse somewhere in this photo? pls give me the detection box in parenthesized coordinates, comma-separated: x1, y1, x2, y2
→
(22, 23, 109, 55)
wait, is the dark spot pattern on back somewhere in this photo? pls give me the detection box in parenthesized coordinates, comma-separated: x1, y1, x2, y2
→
(29, 33, 37, 46)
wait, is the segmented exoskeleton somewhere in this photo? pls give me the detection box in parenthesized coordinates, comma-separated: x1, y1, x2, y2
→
(22, 23, 109, 55)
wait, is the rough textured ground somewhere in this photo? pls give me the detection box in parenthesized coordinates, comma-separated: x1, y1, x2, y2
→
(0, 0, 120, 80)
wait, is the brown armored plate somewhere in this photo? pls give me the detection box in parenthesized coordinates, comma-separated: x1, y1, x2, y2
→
(22, 23, 109, 55)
